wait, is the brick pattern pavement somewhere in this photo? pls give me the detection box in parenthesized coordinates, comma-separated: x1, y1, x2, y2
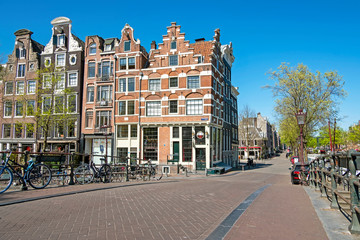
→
(0, 155, 328, 240)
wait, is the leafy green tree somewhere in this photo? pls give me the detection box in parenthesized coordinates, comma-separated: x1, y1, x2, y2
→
(264, 63, 347, 152)
(348, 124, 360, 146)
(35, 64, 75, 152)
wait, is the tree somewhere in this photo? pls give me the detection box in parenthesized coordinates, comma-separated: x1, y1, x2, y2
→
(35, 64, 75, 152)
(238, 105, 257, 159)
(264, 63, 347, 151)
(348, 124, 360, 147)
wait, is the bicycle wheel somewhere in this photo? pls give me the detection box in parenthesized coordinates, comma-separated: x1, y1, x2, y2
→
(99, 164, 112, 183)
(150, 166, 163, 181)
(75, 164, 94, 184)
(28, 164, 52, 189)
(0, 166, 13, 194)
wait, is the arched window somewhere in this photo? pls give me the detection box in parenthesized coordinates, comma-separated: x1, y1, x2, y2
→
(89, 43, 96, 55)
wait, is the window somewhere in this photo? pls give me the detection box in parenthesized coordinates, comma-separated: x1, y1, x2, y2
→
(15, 123, 22, 138)
(26, 100, 35, 116)
(169, 100, 178, 114)
(124, 41, 131, 51)
(89, 43, 96, 55)
(54, 120, 64, 138)
(87, 86, 94, 102)
(101, 61, 112, 77)
(2, 124, 11, 138)
(25, 123, 34, 138)
(88, 62, 96, 78)
(68, 119, 77, 137)
(186, 99, 203, 115)
(68, 95, 76, 113)
(42, 96, 51, 113)
(44, 58, 51, 67)
(68, 73, 77, 86)
(169, 77, 178, 88)
(118, 101, 126, 115)
(187, 76, 200, 89)
(117, 148, 128, 160)
(128, 101, 135, 115)
(128, 78, 135, 92)
(85, 110, 93, 128)
(56, 54, 65, 66)
(117, 125, 128, 138)
(149, 79, 160, 91)
(128, 57, 135, 69)
(197, 56, 203, 63)
(143, 127, 158, 161)
(171, 41, 177, 49)
(131, 125, 137, 137)
(146, 101, 161, 116)
(97, 85, 112, 101)
(20, 48, 26, 59)
(173, 127, 179, 138)
(4, 102, 12, 117)
(16, 81, 25, 95)
(17, 64, 25, 77)
(27, 80, 36, 94)
(169, 55, 178, 66)
(119, 78, 126, 92)
(105, 44, 112, 51)
(15, 101, 23, 117)
(54, 96, 64, 113)
(58, 34, 65, 46)
(120, 58, 126, 70)
(56, 74, 65, 90)
(95, 111, 111, 128)
(43, 75, 51, 88)
(5, 82, 13, 95)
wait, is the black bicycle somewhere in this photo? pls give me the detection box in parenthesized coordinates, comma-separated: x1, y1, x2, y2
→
(0, 150, 52, 193)
(74, 158, 111, 184)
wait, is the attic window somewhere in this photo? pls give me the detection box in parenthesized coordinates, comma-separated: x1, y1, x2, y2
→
(171, 41, 177, 50)
(105, 44, 112, 51)
(89, 43, 96, 55)
(124, 41, 131, 52)
(20, 48, 26, 59)
(58, 34, 65, 46)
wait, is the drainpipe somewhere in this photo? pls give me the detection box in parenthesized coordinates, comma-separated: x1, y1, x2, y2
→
(138, 71, 143, 165)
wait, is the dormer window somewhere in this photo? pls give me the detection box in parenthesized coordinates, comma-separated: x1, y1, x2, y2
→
(124, 41, 131, 51)
(105, 44, 112, 52)
(58, 34, 65, 46)
(89, 43, 96, 55)
(171, 41, 177, 50)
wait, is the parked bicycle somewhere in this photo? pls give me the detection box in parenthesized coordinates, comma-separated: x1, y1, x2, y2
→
(0, 150, 52, 194)
(51, 164, 69, 186)
(74, 158, 111, 184)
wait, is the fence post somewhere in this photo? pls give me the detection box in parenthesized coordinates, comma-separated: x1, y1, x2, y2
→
(348, 151, 360, 234)
(309, 161, 315, 188)
(314, 160, 320, 191)
(320, 159, 327, 197)
(68, 153, 76, 185)
(330, 157, 339, 209)
(21, 151, 29, 191)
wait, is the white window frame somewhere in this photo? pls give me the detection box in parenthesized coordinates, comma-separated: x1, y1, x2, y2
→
(14, 101, 24, 117)
(186, 99, 203, 115)
(16, 81, 25, 95)
(149, 79, 161, 91)
(20, 48, 26, 59)
(54, 95, 65, 114)
(25, 123, 34, 139)
(187, 75, 200, 89)
(67, 95, 77, 113)
(146, 101, 161, 116)
(17, 64, 26, 78)
(169, 55, 178, 66)
(42, 96, 51, 114)
(4, 101, 12, 117)
(56, 53, 66, 67)
(44, 57, 51, 67)
(87, 85, 95, 103)
(26, 100, 35, 116)
(124, 41, 131, 52)
(105, 44, 112, 51)
(27, 80, 36, 94)
(88, 61, 96, 78)
(4, 82, 13, 95)
(43, 74, 51, 88)
(58, 34, 65, 47)
(68, 72, 78, 87)
(55, 73, 65, 90)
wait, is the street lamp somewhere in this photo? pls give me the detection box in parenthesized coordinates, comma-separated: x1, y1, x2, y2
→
(295, 109, 307, 172)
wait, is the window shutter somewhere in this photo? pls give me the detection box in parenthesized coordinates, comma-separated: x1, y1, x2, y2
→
(15, 48, 20, 58)
(23, 49, 26, 58)
(65, 35, 68, 48)
(53, 35, 57, 45)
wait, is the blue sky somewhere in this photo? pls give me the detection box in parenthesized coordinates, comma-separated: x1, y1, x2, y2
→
(0, 0, 359, 129)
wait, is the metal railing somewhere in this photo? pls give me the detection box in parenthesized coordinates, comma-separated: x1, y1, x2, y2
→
(308, 150, 360, 234)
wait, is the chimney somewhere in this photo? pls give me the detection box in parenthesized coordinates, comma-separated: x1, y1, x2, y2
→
(151, 40, 157, 50)
(195, 38, 205, 42)
(213, 28, 220, 42)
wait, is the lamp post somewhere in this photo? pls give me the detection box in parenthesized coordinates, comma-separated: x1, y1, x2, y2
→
(295, 109, 307, 172)
(138, 71, 143, 165)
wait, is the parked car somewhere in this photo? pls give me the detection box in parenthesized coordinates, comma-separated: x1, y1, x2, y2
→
(290, 156, 299, 165)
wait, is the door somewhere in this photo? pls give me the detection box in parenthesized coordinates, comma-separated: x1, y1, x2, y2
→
(173, 142, 179, 162)
(196, 148, 206, 170)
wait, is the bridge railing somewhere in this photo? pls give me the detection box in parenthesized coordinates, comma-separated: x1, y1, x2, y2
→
(308, 150, 360, 235)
